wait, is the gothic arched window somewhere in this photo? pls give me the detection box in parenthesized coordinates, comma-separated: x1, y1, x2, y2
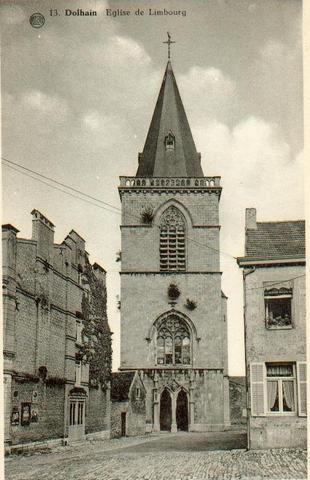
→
(160, 206, 186, 271)
(156, 315, 191, 365)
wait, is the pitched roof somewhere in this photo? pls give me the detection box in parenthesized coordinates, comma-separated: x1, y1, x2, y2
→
(136, 61, 204, 178)
(111, 372, 135, 402)
(245, 221, 305, 260)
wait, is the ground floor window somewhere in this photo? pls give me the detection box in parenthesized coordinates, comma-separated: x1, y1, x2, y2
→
(266, 363, 296, 413)
(251, 361, 307, 417)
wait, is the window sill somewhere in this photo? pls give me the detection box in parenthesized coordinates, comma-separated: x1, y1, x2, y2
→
(155, 364, 192, 368)
(266, 326, 293, 330)
(265, 412, 297, 416)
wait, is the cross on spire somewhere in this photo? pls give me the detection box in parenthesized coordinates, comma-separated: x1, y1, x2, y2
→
(163, 32, 176, 60)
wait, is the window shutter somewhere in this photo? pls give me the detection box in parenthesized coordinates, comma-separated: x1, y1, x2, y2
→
(297, 362, 307, 416)
(250, 362, 265, 416)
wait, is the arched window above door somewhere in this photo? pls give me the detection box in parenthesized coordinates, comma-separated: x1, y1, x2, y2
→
(156, 314, 191, 365)
(160, 206, 186, 272)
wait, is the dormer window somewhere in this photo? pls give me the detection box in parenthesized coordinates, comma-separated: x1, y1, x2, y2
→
(164, 132, 175, 150)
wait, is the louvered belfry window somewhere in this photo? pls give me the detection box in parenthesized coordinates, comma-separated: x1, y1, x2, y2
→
(160, 206, 186, 271)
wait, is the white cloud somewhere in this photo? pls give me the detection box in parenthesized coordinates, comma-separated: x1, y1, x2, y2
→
(179, 66, 236, 124)
(99, 35, 151, 67)
(194, 116, 304, 259)
(181, 66, 235, 98)
(22, 90, 68, 121)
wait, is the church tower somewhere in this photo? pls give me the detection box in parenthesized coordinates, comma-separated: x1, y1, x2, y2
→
(118, 54, 230, 433)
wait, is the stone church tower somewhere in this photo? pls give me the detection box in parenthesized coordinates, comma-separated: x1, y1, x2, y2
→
(118, 60, 230, 433)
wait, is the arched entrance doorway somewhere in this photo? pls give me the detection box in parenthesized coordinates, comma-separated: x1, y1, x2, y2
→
(176, 390, 188, 431)
(160, 389, 172, 431)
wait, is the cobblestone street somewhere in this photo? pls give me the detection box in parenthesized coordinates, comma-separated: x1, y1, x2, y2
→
(5, 432, 307, 480)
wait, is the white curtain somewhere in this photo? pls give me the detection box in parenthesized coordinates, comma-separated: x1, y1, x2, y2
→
(282, 381, 295, 410)
(267, 381, 278, 410)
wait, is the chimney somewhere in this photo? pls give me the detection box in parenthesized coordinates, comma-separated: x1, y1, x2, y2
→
(2, 224, 19, 277)
(245, 208, 257, 230)
(31, 210, 54, 261)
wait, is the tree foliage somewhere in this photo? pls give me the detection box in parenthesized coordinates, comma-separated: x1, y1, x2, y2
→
(80, 261, 112, 389)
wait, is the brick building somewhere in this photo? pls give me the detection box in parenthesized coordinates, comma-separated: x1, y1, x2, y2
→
(237, 208, 306, 449)
(2, 210, 111, 449)
(117, 60, 230, 434)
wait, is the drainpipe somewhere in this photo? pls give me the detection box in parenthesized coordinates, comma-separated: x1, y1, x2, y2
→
(243, 266, 255, 451)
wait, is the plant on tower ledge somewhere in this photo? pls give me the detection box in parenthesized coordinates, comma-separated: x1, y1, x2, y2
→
(141, 206, 154, 224)
(168, 283, 180, 300)
(185, 298, 197, 311)
(115, 250, 122, 262)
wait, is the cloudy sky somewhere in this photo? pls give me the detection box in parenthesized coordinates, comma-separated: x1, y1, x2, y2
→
(2, 0, 303, 374)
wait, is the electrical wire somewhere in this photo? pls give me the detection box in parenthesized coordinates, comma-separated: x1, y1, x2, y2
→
(2, 155, 238, 260)
(245, 274, 305, 291)
(3, 157, 304, 282)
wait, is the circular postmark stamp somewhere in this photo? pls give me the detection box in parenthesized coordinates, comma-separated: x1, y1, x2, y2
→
(29, 12, 45, 29)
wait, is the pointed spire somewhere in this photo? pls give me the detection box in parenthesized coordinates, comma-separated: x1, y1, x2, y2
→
(136, 61, 204, 177)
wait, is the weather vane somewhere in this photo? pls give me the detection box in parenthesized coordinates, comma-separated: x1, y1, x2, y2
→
(163, 32, 176, 60)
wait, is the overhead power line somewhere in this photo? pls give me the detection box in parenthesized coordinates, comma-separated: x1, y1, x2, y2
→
(2, 156, 237, 260)
(246, 274, 306, 291)
(2, 157, 120, 213)
(3, 163, 121, 216)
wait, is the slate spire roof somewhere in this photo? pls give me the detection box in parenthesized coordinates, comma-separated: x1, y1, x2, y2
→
(136, 61, 204, 177)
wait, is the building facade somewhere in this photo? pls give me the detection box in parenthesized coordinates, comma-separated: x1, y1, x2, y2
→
(118, 61, 230, 433)
(111, 371, 146, 438)
(2, 210, 111, 448)
(237, 208, 306, 449)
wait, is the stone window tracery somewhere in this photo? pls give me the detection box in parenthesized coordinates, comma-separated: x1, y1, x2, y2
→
(156, 315, 191, 365)
(160, 206, 186, 271)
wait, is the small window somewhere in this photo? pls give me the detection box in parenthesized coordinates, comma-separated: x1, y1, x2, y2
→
(75, 361, 82, 386)
(264, 287, 292, 328)
(266, 363, 296, 414)
(136, 387, 141, 399)
(77, 401, 84, 424)
(21, 403, 31, 426)
(164, 132, 175, 150)
(76, 321, 83, 344)
(70, 401, 76, 426)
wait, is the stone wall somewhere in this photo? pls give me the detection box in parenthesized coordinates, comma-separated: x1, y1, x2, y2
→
(86, 387, 110, 434)
(2, 213, 111, 446)
(111, 402, 129, 438)
(229, 378, 246, 425)
(119, 186, 229, 432)
(10, 380, 65, 444)
(120, 274, 223, 370)
(121, 193, 220, 272)
(245, 265, 306, 448)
